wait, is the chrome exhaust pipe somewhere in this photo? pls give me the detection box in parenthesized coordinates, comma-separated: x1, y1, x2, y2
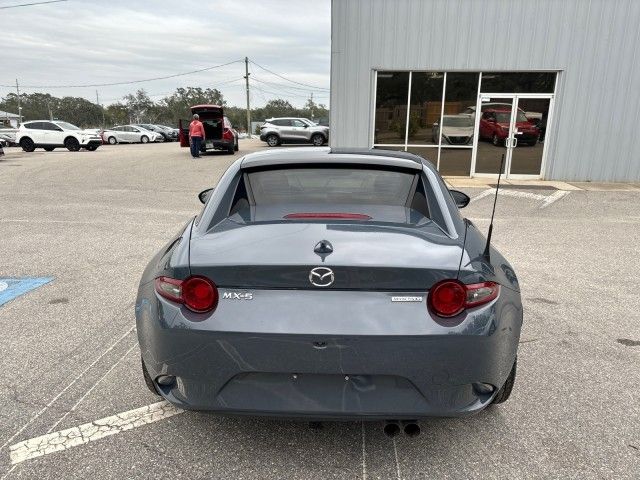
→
(383, 421, 401, 437)
(403, 422, 420, 437)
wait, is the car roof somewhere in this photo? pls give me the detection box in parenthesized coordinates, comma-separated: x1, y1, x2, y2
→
(191, 104, 222, 109)
(240, 147, 428, 171)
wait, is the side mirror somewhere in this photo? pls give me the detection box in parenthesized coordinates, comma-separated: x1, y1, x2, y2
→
(449, 189, 470, 209)
(198, 188, 214, 204)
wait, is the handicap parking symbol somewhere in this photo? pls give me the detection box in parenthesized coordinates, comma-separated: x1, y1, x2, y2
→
(0, 277, 53, 307)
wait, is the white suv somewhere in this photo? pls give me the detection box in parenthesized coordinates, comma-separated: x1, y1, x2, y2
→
(17, 120, 102, 152)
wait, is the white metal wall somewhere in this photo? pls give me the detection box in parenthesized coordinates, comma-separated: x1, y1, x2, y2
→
(330, 0, 640, 182)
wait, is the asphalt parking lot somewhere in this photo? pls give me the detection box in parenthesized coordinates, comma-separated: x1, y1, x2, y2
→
(0, 140, 638, 479)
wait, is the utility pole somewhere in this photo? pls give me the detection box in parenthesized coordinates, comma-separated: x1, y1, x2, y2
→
(244, 56, 251, 135)
(96, 90, 105, 127)
(310, 92, 314, 120)
(15, 79, 22, 124)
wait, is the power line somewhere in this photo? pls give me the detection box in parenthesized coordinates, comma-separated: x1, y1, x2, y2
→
(251, 84, 328, 100)
(0, 59, 243, 88)
(249, 60, 329, 91)
(251, 76, 324, 95)
(0, 0, 66, 9)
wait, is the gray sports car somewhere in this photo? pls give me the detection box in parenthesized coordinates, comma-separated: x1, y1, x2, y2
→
(136, 148, 522, 425)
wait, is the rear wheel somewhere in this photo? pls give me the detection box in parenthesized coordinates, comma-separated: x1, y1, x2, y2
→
(141, 357, 160, 395)
(44, 147, 55, 152)
(266, 134, 280, 147)
(20, 137, 36, 152)
(492, 134, 502, 146)
(311, 134, 325, 146)
(141, 135, 149, 144)
(234, 139, 239, 151)
(491, 357, 517, 404)
(64, 137, 80, 152)
(85, 145, 99, 151)
(108, 136, 117, 145)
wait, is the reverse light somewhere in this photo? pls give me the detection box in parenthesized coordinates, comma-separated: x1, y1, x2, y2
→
(154, 276, 219, 313)
(428, 280, 499, 318)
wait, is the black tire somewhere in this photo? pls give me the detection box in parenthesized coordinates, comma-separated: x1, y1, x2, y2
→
(44, 147, 55, 152)
(234, 139, 239, 152)
(64, 137, 80, 152)
(311, 133, 325, 146)
(141, 357, 160, 395)
(108, 136, 117, 145)
(20, 137, 36, 152)
(140, 135, 149, 144)
(491, 357, 517, 404)
(492, 134, 502, 147)
(85, 145, 99, 151)
(266, 134, 280, 147)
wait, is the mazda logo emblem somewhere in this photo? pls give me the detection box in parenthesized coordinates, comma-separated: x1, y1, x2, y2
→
(309, 267, 335, 287)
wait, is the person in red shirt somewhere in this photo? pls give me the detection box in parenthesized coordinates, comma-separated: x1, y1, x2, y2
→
(188, 114, 206, 158)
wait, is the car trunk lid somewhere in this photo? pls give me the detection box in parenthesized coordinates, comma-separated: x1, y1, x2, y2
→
(189, 211, 463, 290)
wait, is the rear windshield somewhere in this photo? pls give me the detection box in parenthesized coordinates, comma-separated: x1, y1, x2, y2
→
(247, 168, 415, 205)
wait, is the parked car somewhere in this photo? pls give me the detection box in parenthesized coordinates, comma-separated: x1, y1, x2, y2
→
(158, 125, 179, 141)
(259, 117, 329, 147)
(0, 130, 17, 147)
(134, 124, 172, 142)
(16, 120, 102, 152)
(136, 147, 521, 423)
(102, 125, 159, 144)
(178, 105, 238, 154)
(479, 109, 540, 146)
(432, 115, 474, 145)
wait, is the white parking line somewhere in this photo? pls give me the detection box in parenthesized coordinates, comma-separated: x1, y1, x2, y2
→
(9, 401, 183, 465)
(361, 422, 367, 480)
(392, 438, 402, 480)
(539, 190, 569, 209)
(470, 187, 569, 209)
(0, 325, 136, 453)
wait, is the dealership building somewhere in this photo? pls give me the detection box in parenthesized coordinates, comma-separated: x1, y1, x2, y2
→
(329, 0, 640, 182)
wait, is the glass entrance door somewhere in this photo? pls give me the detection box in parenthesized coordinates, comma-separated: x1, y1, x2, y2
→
(472, 95, 552, 178)
(509, 97, 551, 176)
(473, 97, 514, 175)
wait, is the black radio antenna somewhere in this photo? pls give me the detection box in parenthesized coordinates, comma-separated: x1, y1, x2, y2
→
(483, 153, 506, 259)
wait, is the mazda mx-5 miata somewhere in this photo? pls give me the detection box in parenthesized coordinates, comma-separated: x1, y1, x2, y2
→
(136, 147, 522, 422)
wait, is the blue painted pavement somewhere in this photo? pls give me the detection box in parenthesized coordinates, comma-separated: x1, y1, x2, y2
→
(0, 277, 53, 307)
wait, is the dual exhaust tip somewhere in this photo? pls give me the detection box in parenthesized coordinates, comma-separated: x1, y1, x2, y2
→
(383, 421, 420, 438)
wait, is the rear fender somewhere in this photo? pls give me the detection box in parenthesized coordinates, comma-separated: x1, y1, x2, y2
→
(457, 220, 520, 292)
(138, 217, 195, 286)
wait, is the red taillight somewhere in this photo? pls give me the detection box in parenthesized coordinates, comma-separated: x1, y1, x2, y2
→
(154, 276, 218, 313)
(223, 128, 233, 140)
(284, 212, 372, 220)
(428, 280, 499, 318)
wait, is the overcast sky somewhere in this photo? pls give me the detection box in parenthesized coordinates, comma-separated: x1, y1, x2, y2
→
(0, 0, 330, 108)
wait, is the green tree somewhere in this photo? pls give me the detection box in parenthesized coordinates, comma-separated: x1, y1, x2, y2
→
(105, 103, 129, 126)
(161, 87, 225, 125)
(122, 89, 154, 123)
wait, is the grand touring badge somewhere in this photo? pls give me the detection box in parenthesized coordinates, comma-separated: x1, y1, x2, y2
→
(391, 296, 424, 302)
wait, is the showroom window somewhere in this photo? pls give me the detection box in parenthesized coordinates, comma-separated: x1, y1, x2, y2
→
(373, 70, 556, 176)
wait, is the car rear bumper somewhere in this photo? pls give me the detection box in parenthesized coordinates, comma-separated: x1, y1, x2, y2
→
(136, 285, 522, 419)
(201, 139, 233, 151)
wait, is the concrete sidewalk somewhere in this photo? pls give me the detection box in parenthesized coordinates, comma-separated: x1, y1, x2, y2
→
(445, 176, 640, 191)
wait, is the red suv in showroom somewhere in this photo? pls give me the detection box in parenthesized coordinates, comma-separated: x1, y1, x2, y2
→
(479, 108, 540, 146)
